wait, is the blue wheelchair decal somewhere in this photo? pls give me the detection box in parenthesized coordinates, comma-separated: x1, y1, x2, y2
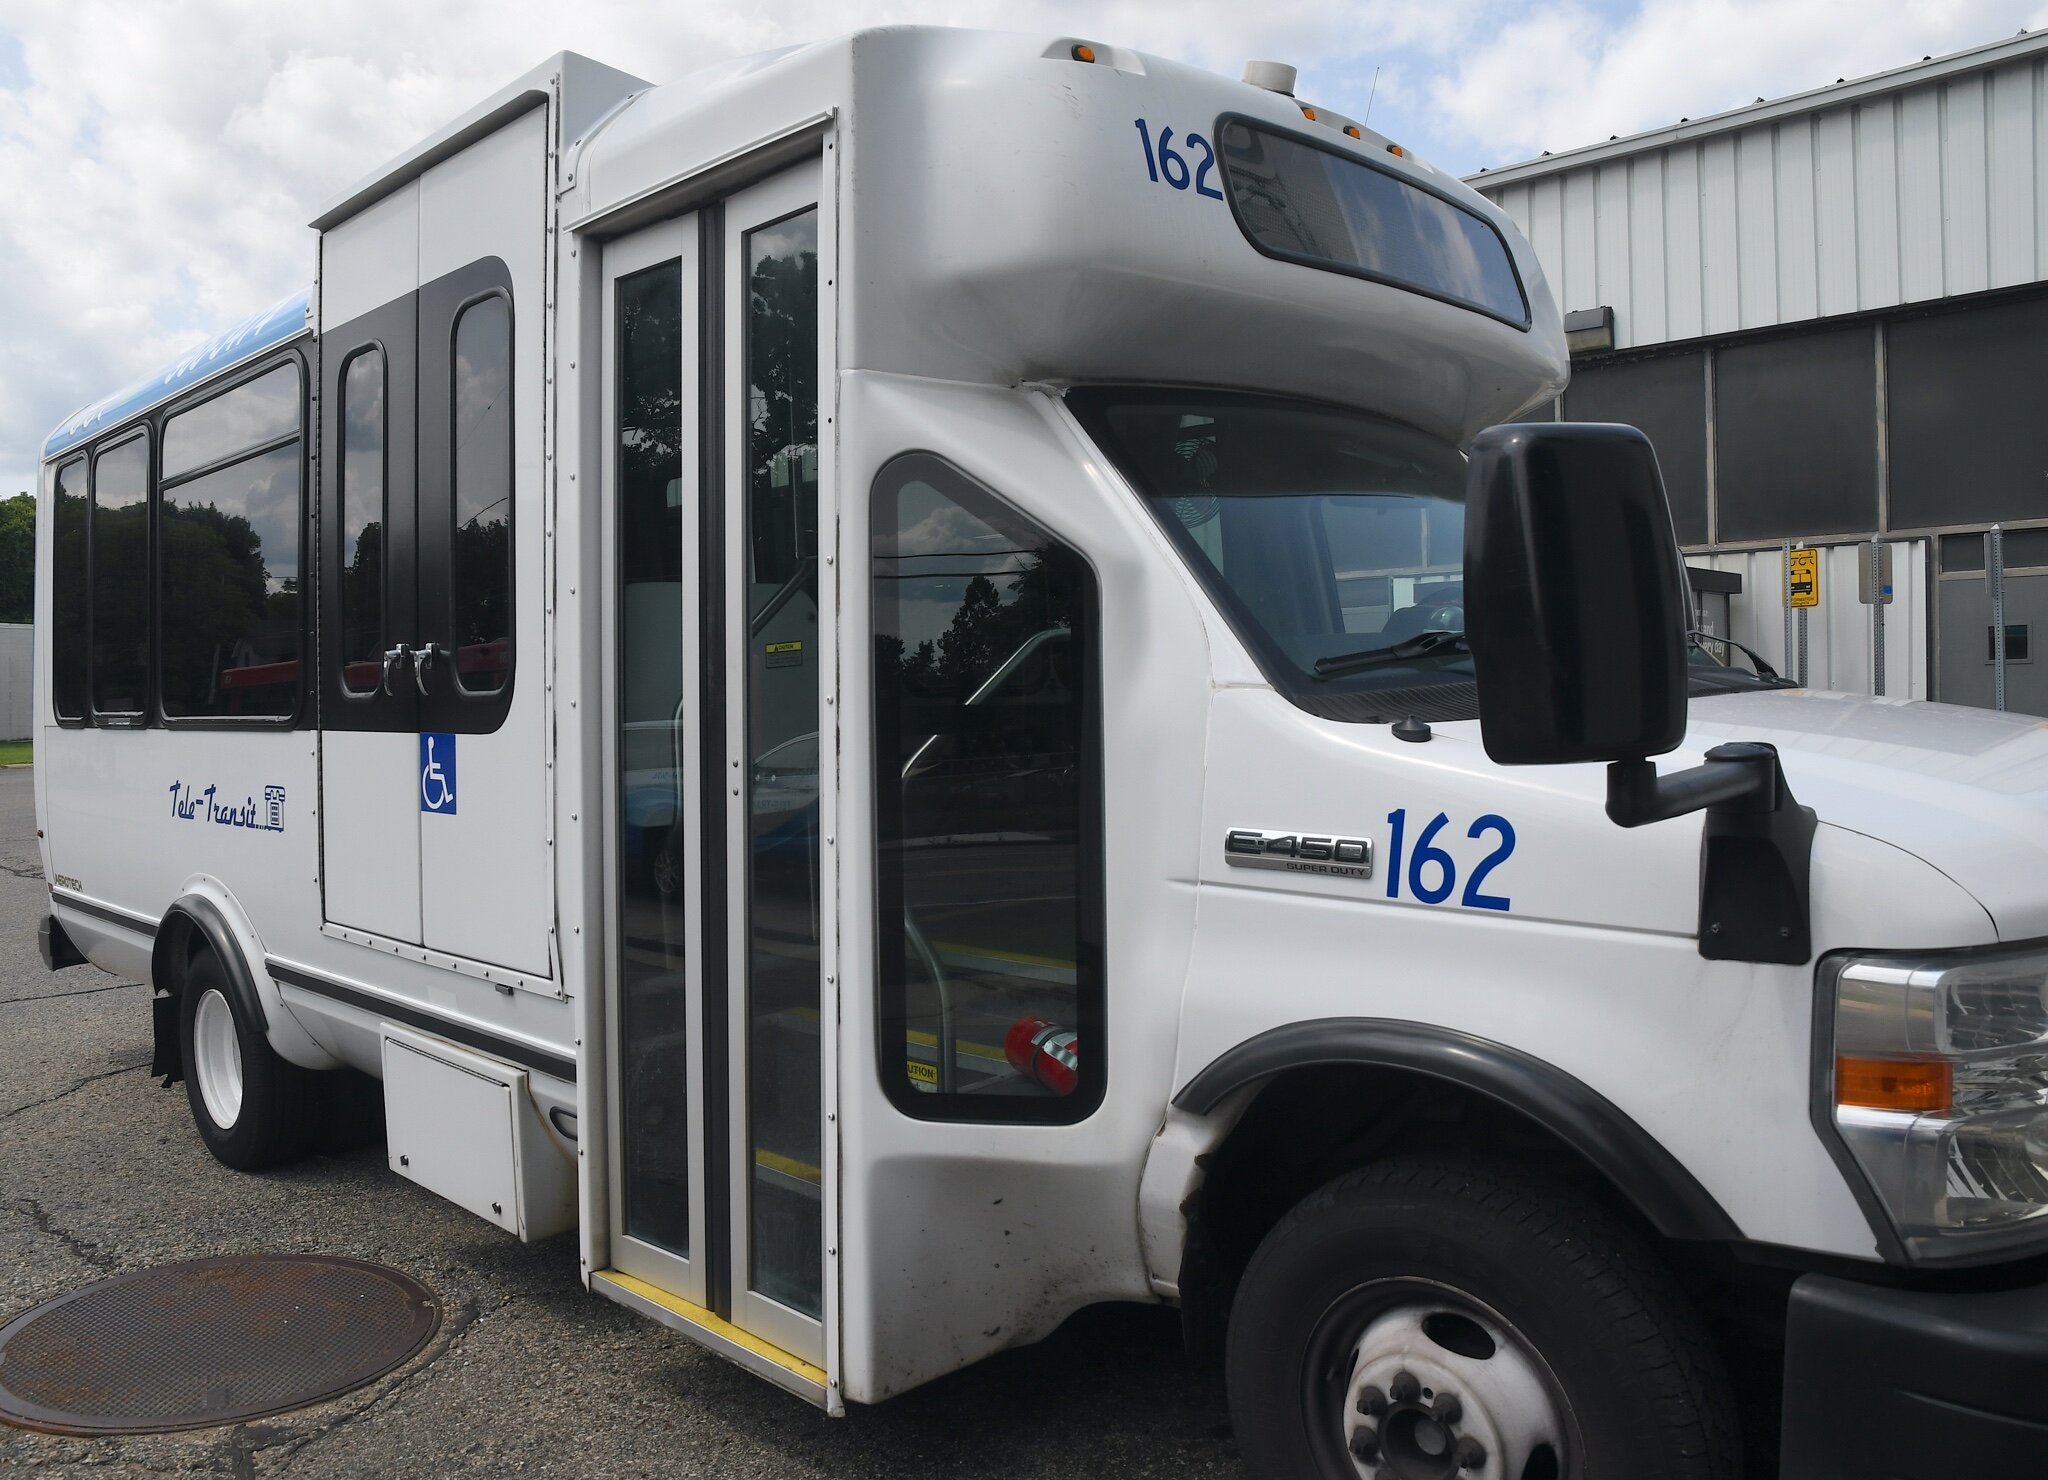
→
(420, 733, 457, 815)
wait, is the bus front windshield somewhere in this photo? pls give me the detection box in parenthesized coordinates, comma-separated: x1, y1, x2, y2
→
(1069, 388, 1474, 719)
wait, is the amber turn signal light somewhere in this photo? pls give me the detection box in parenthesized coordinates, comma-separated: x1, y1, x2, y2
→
(1836, 1055, 1953, 1113)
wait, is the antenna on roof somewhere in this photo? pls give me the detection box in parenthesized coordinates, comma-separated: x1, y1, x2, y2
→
(1364, 66, 1381, 127)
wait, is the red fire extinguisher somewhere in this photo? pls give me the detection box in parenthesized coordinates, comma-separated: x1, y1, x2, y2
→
(1005, 1017, 1079, 1096)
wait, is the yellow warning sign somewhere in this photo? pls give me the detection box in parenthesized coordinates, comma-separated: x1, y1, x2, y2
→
(1787, 548, 1820, 609)
(907, 1059, 938, 1087)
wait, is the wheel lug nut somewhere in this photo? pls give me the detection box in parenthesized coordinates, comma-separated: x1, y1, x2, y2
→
(1431, 1393, 1462, 1426)
(1389, 1370, 1421, 1403)
(1356, 1384, 1387, 1417)
(1456, 1436, 1487, 1470)
(1350, 1426, 1381, 1462)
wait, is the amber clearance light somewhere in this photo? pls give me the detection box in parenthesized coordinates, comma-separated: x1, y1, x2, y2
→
(1836, 1055, 1953, 1113)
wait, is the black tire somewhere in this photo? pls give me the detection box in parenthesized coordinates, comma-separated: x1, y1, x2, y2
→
(178, 949, 327, 1171)
(1226, 1158, 1740, 1480)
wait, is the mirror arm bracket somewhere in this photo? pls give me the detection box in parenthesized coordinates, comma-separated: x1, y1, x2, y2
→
(1607, 742, 1817, 966)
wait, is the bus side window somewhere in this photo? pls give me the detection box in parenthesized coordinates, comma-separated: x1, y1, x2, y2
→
(90, 434, 151, 720)
(158, 360, 305, 722)
(450, 295, 511, 695)
(339, 349, 387, 693)
(51, 458, 88, 722)
(871, 454, 1105, 1123)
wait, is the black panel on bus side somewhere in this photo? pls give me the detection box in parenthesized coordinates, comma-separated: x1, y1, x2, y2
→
(416, 256, 516, 738)
(318, 293, 419, 734)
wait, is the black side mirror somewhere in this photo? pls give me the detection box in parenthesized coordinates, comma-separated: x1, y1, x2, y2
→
(1463, 421, 1818, 966)
(1463, 422, 1690, 766)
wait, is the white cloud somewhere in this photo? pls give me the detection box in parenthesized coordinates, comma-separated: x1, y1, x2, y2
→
(0, 0, 2044, 497)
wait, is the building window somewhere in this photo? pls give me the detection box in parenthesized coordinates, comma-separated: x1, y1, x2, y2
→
(449, 295, 512, 695)
(1715, 326, 1877, 543)
(339, 350, 387, 695)
(158, 361, 303, 721)
(871, 453, 1104, 1123)
(1562, 354, 1709, 546)
(51, 458, 87, 721)
(90, 434, 150, 719)
(1890, 294, 2048, 532)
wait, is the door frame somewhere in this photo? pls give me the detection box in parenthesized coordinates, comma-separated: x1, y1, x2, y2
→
(601, 215, 707, 1307)
(593, 148, 840, 1383)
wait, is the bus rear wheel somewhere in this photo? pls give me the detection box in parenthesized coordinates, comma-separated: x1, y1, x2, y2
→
(1225, 1158, 1739, 1480)
(179, 950, 326, 1171)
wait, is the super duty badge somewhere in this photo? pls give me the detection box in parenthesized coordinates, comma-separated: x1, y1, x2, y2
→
(1224, 829, 1373, 880)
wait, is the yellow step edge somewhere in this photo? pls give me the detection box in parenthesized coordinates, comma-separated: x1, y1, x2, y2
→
(592, 1269, 828, 1388)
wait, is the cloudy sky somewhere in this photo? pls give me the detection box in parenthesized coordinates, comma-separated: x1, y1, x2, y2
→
(4, 0, 2046, 495)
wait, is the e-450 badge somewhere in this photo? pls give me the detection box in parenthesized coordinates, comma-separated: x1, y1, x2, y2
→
(1224, 829, 1373, 880)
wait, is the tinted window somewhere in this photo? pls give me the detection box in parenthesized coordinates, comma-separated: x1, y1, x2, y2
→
(1220, 119, 1527, 325)
(1563, 354, 1709, 546)
(873, 455, 1103, 1123)
(340, 350, 386, 694)
(1071, 389, 1472, 721)
(161, 362, 299, 480)
(51, 459, 87, 720)
(742, 208, 822, 1317)
(614, 258, 689, 1256)
(1715, 327, 1876, 542)
(451, 296, 511, 694)
(159, 442, 301, 719)
(91, 435, 150, 716)
(1890, 295, 2048, 530)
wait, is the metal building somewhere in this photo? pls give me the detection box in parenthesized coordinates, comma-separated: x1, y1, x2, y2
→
(1468, 28, 2048, 715)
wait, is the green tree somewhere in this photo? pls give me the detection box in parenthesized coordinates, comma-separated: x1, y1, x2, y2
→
(0, 492, 35, 623)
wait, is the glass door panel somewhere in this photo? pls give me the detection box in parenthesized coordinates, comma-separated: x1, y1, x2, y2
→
(607, 217, 704, 1303)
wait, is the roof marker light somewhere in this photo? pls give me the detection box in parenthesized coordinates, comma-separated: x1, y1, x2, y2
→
(1344, 125, 1362, 139)
(1071, 43, 1097, 63)
(1301, 105, 1318, 121)
(1386, 143, 1406, 158)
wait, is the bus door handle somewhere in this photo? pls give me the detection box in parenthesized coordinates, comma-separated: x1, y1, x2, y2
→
(381, 645, 411, 696)
(412, 643, 448, 696)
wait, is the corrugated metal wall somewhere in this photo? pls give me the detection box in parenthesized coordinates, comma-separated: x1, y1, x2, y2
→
(1478, 48, 2048, 351)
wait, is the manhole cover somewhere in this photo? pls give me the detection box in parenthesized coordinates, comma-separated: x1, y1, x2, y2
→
(0, 1254, 441, 1435)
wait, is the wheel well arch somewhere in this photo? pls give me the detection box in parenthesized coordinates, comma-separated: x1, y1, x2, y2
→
(147, 896, 271, 1084)
(1173, 1019, 1741, 1363)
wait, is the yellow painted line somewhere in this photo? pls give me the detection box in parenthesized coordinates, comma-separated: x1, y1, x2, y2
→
(929, 941, 1077, 971)
(755, 1146, 821, 1185)
(903, 1028, 1008, 1063)
(592, 1270, 828, 1388)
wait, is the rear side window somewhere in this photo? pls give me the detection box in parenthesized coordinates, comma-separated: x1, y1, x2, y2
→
(339, 349, 387, 694)
(90, 435, 150, 718)
(450, 295, 511, 696)
(158, 360, 304, 720)
(51, 458, 87, 721)
(871, 454, 1104, 1123)
(1218, 118, 1528, 327)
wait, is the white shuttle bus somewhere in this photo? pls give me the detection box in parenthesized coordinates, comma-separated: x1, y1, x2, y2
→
(32, 29, 2048, 1478)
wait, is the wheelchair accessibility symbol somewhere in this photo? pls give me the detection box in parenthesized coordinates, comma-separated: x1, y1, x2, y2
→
(420, 732, 457, 815)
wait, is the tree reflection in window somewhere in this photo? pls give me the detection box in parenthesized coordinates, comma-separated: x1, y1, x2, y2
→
(452, 295, 511, 694)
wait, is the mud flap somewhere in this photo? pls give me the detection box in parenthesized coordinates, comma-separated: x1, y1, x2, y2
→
(150, 991, 182, 1086)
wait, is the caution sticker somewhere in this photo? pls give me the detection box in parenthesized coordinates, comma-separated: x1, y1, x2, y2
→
(765, 640, 803, 669)
(906, 1059, 938, 1087)
(1787, 549, 1819, 609)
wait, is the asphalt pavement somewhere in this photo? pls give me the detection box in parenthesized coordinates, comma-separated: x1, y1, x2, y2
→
(0, 767, 1246, 1478)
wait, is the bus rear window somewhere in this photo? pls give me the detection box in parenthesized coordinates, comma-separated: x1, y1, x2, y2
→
(1218, 119, 1528, 327)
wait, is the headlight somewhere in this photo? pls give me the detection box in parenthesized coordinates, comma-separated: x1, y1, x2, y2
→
(1824, 942, 2048, 1262)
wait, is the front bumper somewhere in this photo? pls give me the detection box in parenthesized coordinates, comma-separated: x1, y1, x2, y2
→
(1781, 1272, 2048, 1477)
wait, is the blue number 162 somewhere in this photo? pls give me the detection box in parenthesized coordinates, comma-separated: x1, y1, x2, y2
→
(1134, 119, 1224, 199)
(1385, 809, 1517, 912)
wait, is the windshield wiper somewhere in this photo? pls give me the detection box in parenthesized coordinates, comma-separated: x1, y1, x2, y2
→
(1313, 629, 1468, 679)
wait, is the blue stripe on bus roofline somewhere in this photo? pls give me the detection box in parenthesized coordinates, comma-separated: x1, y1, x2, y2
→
(41, 287, 313, 462)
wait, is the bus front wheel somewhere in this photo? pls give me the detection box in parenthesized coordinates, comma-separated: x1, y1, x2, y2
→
(1225, 1157, 1740, 1480)
(178, 950, 326, 1171)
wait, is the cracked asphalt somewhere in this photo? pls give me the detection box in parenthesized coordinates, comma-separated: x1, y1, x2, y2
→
(0, 769, 1246, 1477)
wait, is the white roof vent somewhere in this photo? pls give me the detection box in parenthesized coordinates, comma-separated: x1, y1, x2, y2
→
(1242, 60, 1298, 95)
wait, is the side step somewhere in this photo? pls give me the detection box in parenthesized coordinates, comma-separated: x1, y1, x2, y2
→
(589, 1270, 829, 1410)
